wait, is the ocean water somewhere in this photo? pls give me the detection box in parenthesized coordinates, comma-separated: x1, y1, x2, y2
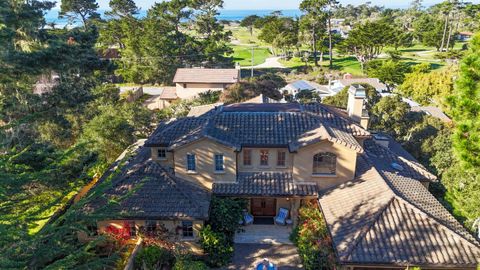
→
(44, 9, 303, 27)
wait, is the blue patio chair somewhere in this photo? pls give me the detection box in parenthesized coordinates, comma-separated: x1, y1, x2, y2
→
(274, 208, 289, 225)
(244, 210, 254, 225)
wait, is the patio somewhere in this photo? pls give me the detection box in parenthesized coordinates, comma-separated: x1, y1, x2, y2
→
(234, 225, 293, 244)
(225, 243, 303, 270)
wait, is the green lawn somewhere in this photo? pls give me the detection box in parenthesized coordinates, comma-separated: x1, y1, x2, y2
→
(280, 55, 364, 76)
(230, 45, 272, 66)
(227, 25, 266, 45)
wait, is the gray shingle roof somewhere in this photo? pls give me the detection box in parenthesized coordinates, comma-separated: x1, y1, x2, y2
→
(319, 140, 480, 267)
(84, 149, 211, 220)
(145, 103, 368, 152)
(213, 172, 318, 197)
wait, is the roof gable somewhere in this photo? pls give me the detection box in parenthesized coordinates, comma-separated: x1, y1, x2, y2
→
(84, 147, 211, 220)
(173, 68, 239, 84)
(145, 103, 370, 151)
(319, 146, 480, 267)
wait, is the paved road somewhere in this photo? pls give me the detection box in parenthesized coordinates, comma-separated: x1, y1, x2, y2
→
(243, 56, 286, 69)
(224, 244, 303, 270)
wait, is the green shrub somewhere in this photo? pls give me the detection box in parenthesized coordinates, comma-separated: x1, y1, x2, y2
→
(134, 246, 174, 270)
(173, 258, 209, 270)
(208, 197, 246, 241)
(199, 225, 233, 267)
(291, 201, 336, 270)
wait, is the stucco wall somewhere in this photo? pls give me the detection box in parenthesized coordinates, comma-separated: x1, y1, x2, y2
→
(174, 138, 236, 189)
(293, 140, 357, 190)
(237, 148, 292, 172)
(96, 219, 204, 240)
(151, 147, 174, 169)
(175, 83, 229, 99)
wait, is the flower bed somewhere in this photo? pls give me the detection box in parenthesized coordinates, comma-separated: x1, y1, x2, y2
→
(290, 200, 336, 270)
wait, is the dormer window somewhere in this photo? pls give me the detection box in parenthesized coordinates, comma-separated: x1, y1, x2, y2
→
(187, 154, 196, 172)
(313, 152, 337, 175)
(157, 148, 167, 160)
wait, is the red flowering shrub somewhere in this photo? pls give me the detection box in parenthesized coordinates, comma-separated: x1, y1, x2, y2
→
(290, 200, 336, 270)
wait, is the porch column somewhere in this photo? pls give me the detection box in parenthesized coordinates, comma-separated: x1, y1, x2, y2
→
(291, 198, 301, 227)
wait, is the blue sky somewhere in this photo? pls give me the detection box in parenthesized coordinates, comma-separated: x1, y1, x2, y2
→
(89, 0, 478, 10)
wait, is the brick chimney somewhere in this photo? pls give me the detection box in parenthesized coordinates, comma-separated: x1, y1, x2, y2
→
(347, 84, 370, 130)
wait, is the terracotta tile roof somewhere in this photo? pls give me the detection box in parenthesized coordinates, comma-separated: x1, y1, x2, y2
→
(159, 87, 178, 100)
(213, 172, 318, 197)
(365, 139, 437, 182)
(145, 103, 369, 152)
(173, 68, 240, 84)
(319, 140, 480, 267)
(84, 147, 211, 220)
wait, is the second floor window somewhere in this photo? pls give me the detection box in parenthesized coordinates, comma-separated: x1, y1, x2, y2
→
(313, 152, 337, 175)
(214, 154, 224, 172)
(158, 149, 166, 159)
(260, 150, 269, 166)
(243, 149, 252, 166)
(277, 151, 286, 167)
(187, 154, 196, 172)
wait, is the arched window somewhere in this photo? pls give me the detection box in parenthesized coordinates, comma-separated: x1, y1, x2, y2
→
(313, 152, 337, 175)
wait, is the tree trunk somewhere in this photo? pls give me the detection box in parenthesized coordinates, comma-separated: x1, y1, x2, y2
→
(440, 13, 450, 52)
(446, 11, 458, 52)
(328, 15, 333, 69)
(313, 24, 319, 67)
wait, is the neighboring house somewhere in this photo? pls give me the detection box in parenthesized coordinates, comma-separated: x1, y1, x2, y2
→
(243, 94, 285, 104)
(173, 68, 240, 99)
(282, 80, 335, 98)
(86, 84, 480, 268)
(33, 71, 59, 95)
(458, 31, 474, 41)
(331, 18, 351, 38)
(144, 87, 179, 111)
(411, 106, 452, 123)
(329, 78, 388, 94)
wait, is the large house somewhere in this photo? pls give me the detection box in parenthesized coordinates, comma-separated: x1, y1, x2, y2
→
(173, 68, 240, 99)
(86, 84, 480, 269)
(329, 77, 388, 93)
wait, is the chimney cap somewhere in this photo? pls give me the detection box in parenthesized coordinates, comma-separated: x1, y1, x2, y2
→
(349, 84, 366, 98)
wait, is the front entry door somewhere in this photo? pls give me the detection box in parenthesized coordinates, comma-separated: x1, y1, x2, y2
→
(251, 198, 276, 216)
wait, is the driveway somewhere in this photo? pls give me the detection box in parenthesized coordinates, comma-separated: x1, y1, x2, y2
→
(224, 244, 303, 270)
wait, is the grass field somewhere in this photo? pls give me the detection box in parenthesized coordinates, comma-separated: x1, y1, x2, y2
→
(280, 55, 364, 76)
(230, 45, 272, 66)
(226, 25, 266, 45)
(226, 25, 458, 73)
